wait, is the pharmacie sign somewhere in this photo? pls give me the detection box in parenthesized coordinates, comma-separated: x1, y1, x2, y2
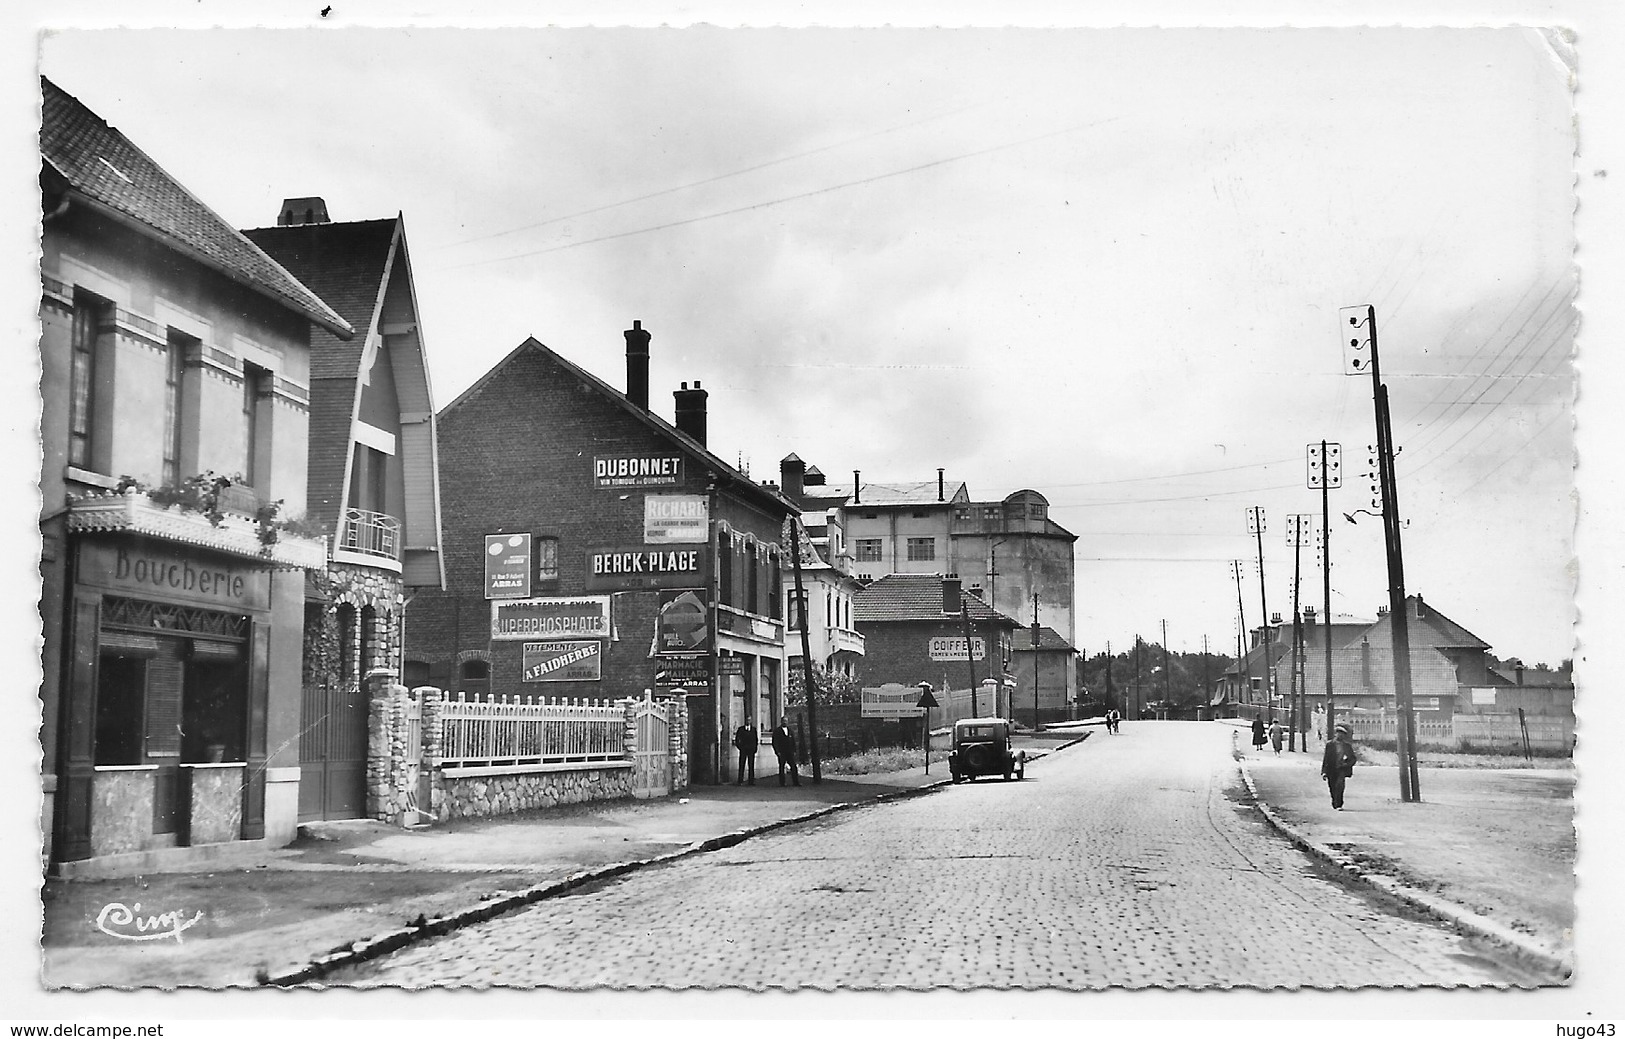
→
(522, 640, 602, 682)
(654, 656, 712, 687)
(644, 493, 708, 544)
(595, 454, 682, 489)
(484, 533, 532, 599)
(491, 595, 612, 641)
(585, 545, 705, 591)
(928, 636, 987, 661)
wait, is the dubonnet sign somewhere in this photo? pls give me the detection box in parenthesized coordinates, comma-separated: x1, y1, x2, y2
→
(595, 455, 682, 489)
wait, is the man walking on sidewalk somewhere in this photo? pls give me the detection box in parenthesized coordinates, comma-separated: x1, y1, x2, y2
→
(733, 721, 758, 785)
(1321, 723, 1357, 810)
(771, 719, 801, 786)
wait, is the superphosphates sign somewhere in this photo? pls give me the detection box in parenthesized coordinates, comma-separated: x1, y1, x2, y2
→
(522, 641, 602, 682)
(491, 596, 612, 641)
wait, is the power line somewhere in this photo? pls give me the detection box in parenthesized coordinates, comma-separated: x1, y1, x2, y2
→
(439, 100, 993, 249)
(431, 114, 1124, 270)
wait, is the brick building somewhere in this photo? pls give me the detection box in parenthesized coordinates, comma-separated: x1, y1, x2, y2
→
(853, 574, 1020, 719)
(39, 79, 350, 868)
(408, 325, 797, 784)
(243, 204, 446, 822)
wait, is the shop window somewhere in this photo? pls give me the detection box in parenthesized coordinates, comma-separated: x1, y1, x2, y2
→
(855, 539, 882, 562)
(94, 656, 146, 766)
(907, 537, 936, 562)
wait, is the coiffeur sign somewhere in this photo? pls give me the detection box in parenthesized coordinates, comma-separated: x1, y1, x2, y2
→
(485, 533, 532, 599)
(491, 596, 612, 641)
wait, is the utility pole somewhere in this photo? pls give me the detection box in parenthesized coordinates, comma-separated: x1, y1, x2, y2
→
(1201, 634, 1210, 713)
(1104, 641, 1113, 714)
(961, 604, 980, 717)
(1161, 619, 1170, 712)
(1286, 514, 1311, 752)
(1341, 305, 1420, 802)
(789, 518, 822, 784)
(1308, 441, 1341, 738)
(1132, 637, 1141, 721)
(1031, 594, 1042, 732)
(1231, 560, 1254, 710)
(1246, 507, 1273, 722)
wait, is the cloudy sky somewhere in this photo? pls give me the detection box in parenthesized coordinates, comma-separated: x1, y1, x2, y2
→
(34, 20, 1581, 665)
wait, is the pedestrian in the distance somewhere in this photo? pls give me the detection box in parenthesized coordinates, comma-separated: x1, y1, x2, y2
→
(1251, 713, 1267, 751)
(1313, 707, 1324, 742)
(1321, 723, 1357, 810)
(732, 721, 758, 786)
(771, 719, 801, 787)
(1269, 718, 1284, 755)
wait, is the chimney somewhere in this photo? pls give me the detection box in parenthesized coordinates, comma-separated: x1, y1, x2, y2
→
(853, 471, 861, 505)
(1361, 636, 1371, 686)
(937, 468, 945, 501)
(673, 381, 708, 445)
(277, 196, 330, 226)
(780, 454, 805, 502)
(804, 465, 826, 487)
(1515, 664, 1525, 686)
(1303, 605, 1317, 626)
(943, 575, 962, 615)
(1377, 605, 1389, 617)
(623, 321, 651, 410)
(1270, 612, 1283, 626)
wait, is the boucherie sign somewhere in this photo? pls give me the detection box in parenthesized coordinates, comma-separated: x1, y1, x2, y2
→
(585, 546, 705, 591)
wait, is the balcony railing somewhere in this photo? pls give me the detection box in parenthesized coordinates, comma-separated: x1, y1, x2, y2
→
(66, 491, 328, 570)
(339, 508, 402, 560)
(828, 626, 866, 656)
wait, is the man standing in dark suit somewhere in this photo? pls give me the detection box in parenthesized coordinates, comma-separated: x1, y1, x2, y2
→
(771, 719, 801, 787)
(732, 721, 758, 785)
(1321, 723, 1357, 810)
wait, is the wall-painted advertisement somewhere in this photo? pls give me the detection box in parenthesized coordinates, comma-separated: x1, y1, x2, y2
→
(485, 533, 532, 599)
(655, 656, 712, 687)
(644, 493, 709, 543)
(594, 455, 682, 489)
(521, 641, 602, 682)
(928, 636, 987, 661)
(585, 545, 705, 591)
(491, 595, 613, 641)
(654, 588, 710, 654)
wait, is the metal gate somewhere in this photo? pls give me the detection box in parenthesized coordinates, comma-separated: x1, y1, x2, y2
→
(632, 695, 672, 799)
(297, 678, 368, 822)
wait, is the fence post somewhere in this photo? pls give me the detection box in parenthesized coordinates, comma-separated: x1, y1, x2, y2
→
(420, 685, 445, 822)
(364, 671, 401, 821)
(671, 696, 690, 793)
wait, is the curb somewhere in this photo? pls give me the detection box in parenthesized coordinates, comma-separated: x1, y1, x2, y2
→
(1230, 733, 1572, 981)
(262, 777, 953, 986)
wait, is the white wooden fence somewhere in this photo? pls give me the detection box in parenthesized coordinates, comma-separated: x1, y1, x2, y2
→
(438, 692, 626, 768)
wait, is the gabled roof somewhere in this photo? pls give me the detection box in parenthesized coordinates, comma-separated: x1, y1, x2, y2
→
(242, 217, 399, 379)
(1011, 626, 1076, 653)
(853, 573, 1018, 626)
(851, 481, 969, 507)
(40, 77, 350, 338)
(1364, 595, 1491, 651)
(443, 338, 795, 516)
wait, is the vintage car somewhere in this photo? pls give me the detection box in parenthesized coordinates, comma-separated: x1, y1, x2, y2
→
(948, 717, 1025, 783)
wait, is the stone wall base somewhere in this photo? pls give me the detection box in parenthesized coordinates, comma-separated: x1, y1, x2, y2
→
(433, 765, 635, 822)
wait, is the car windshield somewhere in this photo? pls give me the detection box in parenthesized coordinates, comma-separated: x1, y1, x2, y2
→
(959, 725, 998, 740)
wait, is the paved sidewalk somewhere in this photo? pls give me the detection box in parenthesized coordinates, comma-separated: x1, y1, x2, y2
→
(1225, 721, 1575, 976)
(40, 733, 1072, 989)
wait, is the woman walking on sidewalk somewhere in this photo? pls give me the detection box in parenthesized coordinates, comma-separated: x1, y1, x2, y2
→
(1251, 714, 1267, 752)
(1321, 723, 1357, 810)
(1269, 718, 1284, 755)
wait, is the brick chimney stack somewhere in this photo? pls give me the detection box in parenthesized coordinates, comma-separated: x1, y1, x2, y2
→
(943, 575, 962, 615)
(780, 454, 805, 502)
(624, 320, 651, 410)
(674, 381, 708, 446)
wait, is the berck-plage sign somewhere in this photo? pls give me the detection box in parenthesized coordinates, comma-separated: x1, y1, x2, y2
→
(585, 546, 705, 591)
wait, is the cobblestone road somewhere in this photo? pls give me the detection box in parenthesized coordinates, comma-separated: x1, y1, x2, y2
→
(334, 721, 1533, 990)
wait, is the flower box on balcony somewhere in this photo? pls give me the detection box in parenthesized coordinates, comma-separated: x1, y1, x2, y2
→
(67, 491, 329, 570)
